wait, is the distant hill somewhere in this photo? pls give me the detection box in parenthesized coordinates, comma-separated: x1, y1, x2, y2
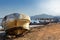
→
(54, 16, 60, 19)
(31, 14, 54, 20)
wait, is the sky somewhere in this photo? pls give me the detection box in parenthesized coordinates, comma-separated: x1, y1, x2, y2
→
(0, 0, 60, 18)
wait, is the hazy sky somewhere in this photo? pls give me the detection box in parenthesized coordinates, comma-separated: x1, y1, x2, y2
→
(0, 0, 60, 18)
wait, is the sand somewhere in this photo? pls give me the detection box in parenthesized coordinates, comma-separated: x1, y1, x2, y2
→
(0, 23, 60, 40)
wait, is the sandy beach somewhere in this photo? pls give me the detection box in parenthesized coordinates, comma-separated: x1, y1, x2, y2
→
(0, 23, 60, 40)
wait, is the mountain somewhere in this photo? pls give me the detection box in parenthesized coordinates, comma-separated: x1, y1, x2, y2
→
(31, 14, 54, 20)
(55, 16, 60, 18)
